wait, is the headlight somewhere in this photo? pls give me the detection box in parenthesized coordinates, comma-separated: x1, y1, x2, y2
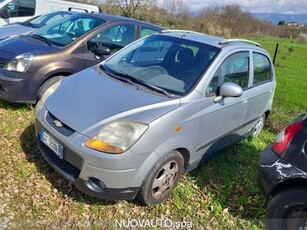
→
(5, 53, 33, 72)
(85, 121, 148, 154)
(36, 81, 61, 111)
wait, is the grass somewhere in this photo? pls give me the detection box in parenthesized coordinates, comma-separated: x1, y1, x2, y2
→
(0, 37, 306, 229)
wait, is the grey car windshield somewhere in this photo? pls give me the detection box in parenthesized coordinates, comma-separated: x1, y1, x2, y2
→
(34, 15, 104, 47)
(103, 35, 220, 96)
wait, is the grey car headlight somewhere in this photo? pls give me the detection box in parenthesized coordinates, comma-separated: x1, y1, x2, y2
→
(85, 121, 148, 154)
(36, 81, 61, 111)
(5, 53, 33, 72)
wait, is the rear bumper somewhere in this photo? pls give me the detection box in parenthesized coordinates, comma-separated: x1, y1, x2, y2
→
(257, 144, 307, 197)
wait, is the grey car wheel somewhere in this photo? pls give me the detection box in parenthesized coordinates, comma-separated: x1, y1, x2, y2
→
(138, 150, 184, 206)
(252, 114, 266, 137)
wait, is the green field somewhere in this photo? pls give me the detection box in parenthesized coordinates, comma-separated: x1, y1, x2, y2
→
(0, 37, 306, 229)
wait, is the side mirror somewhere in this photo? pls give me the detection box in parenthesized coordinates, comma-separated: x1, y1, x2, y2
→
(0, 8, 12, 18)
(214, 82, 243, 103)
(94, 46, 111, 57)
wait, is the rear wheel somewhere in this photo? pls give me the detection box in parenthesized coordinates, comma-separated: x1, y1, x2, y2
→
(38, 76, 64, 100)
(138, 150, 184, 206)
(251, 114, 266, 137)
(267, 187, 307, 230)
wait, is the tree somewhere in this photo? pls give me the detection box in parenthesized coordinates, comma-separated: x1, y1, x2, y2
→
(105, 0, 156, 18)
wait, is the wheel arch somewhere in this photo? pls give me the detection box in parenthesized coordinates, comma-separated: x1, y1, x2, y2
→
(269, 178, 307, 198)
(175, 147, 190, 172)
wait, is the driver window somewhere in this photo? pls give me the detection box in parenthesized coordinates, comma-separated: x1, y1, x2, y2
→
(3, 0, 36, 17)
(87, 25, 136, 54)
(206, 52, 249, 96)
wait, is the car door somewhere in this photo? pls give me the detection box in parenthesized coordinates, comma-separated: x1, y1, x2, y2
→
(1, 0, 36, 24)
(240, 51, 276, 133)
(84, 23, 138, 67)
(194, 51, 250, 157)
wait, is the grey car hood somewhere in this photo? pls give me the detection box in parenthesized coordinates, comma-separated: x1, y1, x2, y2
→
(0, 24, 35, 40)
(45, 66, 180, 135)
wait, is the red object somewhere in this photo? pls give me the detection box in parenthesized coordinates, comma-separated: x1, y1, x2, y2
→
(272, 121, 304, 155)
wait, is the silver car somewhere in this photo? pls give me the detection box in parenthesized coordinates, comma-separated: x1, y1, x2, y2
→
(35, 31, 276, 205)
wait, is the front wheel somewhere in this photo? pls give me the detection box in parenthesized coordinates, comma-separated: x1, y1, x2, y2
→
(38, 76, 64, 100)
(267, 187, 307, 230)
(138, 150, 184, 206)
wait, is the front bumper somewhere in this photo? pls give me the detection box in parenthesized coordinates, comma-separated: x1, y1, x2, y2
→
(258, 145, 307, 197)
(0, 69, 38, 103)
(35, 107, 160, 200)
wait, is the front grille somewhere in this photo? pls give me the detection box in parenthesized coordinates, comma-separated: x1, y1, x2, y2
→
(0, 58, 9, 68)
(38, 139, 83, 181)
(46, 112, 75, 137)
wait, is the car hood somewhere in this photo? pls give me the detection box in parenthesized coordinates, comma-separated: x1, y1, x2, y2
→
(0, 35, 58, 59)
(45, 66, 180, 135)
(0, 24, 35, 40)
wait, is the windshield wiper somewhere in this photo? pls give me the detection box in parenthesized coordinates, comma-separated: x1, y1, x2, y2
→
(31, 34, 51, 47)
(100, 65, 173, 98)
(100, 65, 139, 89)
(118, 71, 173, 98)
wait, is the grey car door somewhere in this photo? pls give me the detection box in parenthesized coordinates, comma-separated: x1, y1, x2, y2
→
(194, 51, 250, 158)
(240, 51, 275, 133)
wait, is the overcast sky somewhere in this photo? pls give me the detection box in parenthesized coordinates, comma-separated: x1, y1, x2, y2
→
(176, 0, 307, 14)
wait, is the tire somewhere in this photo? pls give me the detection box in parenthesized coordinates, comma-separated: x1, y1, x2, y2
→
(38, 76, 64, 100)
(251, 114, 266, 137)
(267, 187, 307, 230)
(138, 150, 184, 206)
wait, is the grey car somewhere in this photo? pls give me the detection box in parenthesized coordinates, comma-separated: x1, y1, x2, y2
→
(35, 31, 276, 205)
(0, 11, 75, 40)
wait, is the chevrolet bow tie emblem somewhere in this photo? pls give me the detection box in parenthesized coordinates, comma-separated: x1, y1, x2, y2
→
(54, 120, 64, 128)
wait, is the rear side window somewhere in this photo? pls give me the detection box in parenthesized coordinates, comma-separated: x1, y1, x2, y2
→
(253, 52, 272, 85)
(140, 27, 159, 38)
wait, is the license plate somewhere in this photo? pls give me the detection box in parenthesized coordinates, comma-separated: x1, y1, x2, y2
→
(40, 129, 63, 159)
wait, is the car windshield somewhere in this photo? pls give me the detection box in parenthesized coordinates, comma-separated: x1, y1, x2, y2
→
(103, 34, 220, 96)
(24, 12, 71, 28)
(34, 14, 104, 47)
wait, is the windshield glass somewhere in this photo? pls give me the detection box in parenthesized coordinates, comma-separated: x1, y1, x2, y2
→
(26, 12, 71, 28)
(34, 14, 104, 47)
(104, 35, 220, 96)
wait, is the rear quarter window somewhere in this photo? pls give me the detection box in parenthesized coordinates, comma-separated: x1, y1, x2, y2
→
(253, 52, 272, 85)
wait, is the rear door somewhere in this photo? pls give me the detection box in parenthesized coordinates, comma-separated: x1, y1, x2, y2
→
(240, 51, 276, 133)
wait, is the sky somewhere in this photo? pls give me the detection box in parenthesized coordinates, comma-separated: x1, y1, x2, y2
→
(175, 0, 307, 14)
(99, 0, 307, 14)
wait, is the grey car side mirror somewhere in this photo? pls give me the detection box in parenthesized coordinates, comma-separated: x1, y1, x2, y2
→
(214, 82, 243, 103)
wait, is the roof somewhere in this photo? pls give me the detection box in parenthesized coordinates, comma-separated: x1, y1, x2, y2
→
(159, 30, 264, 51)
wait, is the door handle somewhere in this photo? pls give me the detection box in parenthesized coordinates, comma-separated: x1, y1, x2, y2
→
(242, 99, 248, 104)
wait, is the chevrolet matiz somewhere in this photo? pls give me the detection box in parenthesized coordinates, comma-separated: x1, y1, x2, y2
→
(35, 31, 276, 205)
